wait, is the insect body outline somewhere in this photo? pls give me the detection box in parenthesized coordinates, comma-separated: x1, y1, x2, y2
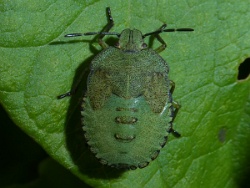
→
(59, 7, 193, 170)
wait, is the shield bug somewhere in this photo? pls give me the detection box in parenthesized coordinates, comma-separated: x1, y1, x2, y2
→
(58, 7, 193, 170)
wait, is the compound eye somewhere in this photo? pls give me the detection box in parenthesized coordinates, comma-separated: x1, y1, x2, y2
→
(115, 42, 120, 48)
(141, 43, 147, 49)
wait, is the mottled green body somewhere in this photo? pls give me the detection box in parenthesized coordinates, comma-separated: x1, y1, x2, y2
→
(81, 32, 174, 169)
(59, 7, 192, 170)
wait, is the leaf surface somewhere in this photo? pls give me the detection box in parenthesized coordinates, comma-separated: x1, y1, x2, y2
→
(1, 0, 250, 187)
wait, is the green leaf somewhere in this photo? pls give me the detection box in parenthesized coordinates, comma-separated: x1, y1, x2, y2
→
(1, 0, 250, 187)
(0, 104, 47, 187)
(0, 105, 90, 188)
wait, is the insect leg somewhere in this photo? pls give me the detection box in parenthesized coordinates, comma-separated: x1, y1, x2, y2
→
(144, 24, 193, 53)
(153, 24, 168, 53)
(168, 80, 181, 137)
(98, 7, 115, 49)
(168, 100, 181, 137)
(171, 100, 181, 123)
(169, 80, 176, 94)
(169, 80, 181, 122)
(155, 26, 194, 53)
(57, 67, 89, 99)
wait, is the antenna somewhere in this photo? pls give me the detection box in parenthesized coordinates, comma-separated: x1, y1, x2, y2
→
(143, 24, 194, 38)
(64, 32, 120, 38)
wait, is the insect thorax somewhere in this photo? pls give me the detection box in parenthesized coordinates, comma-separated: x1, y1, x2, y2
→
(87, 47, 170, 113)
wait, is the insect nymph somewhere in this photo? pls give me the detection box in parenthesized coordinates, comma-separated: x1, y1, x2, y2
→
(59, 7, 193, 170)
